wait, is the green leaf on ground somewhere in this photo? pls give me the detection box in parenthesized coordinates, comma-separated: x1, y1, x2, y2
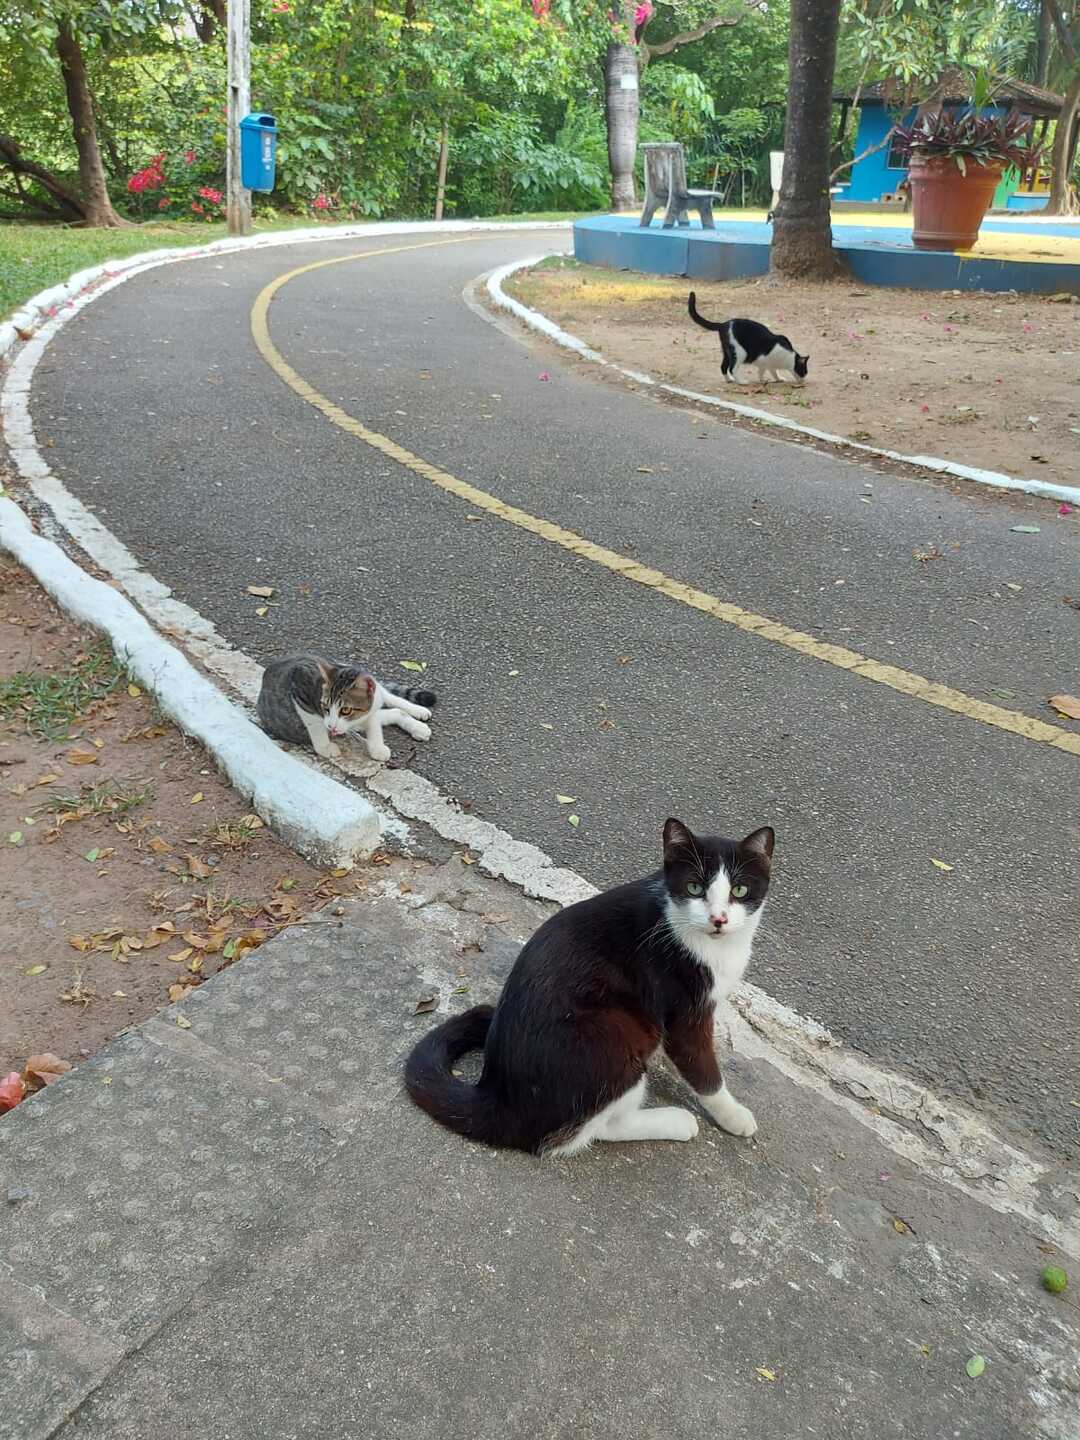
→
(965, 1355, 986, 1379)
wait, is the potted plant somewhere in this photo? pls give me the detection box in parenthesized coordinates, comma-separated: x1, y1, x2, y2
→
(892, 104, 1042, 251)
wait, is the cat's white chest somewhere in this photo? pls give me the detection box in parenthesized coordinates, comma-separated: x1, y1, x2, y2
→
(679, 925, 756, 1004)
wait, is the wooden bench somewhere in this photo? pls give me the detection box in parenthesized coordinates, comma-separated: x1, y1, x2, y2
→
(639, 142, 722, 230)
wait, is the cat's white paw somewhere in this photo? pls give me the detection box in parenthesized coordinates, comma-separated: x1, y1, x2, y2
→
(412, 722, 432, 742)
(367, 743, 392, 763)
(720, 1102, 757, 1138)
(413, 706, 432, 723)
(319, 741, 342, 759)
(669, 1109, 700, 1142)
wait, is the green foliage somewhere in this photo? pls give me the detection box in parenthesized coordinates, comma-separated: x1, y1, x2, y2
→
(842, 0, 1037, 97)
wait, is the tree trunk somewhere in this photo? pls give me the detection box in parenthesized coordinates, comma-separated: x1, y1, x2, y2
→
(604, 42, 639, 210)
(434, 121, 449, 220)
(1043, 69, 1080, 214)
(55, 20, 129, 227)
(194, 0, 226, 43)
(770, 0, 843, 279)
(1036, 0, 1054, 85)
(0, 133, 88, 220)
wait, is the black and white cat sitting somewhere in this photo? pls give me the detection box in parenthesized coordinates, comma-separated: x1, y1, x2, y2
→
(688, 291, 809, 385)
(406, 817, 774, 1155)
(256, 654, 436, 764)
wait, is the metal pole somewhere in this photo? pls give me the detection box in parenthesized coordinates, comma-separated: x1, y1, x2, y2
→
(227, 0, 252, 237)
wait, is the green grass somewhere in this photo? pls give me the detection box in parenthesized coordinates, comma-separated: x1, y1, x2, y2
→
(38, 777, 154, 820)
(0, 643, 124, 739)
(0, 216, 321, 320)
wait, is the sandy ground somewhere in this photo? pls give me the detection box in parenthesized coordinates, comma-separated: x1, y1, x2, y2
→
(506, 259, 1080, 494)
(0, 555, 407, 1085)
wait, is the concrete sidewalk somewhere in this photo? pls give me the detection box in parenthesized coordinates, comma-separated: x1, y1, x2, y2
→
(2, 860, 1076, 1440)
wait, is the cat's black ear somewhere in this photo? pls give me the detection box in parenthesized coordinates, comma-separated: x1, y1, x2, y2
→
(663, 817, 697, 861)
(742, 826, 775, 859)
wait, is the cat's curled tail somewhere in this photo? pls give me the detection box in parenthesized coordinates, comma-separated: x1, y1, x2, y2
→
(687, 291, 725, 331)
(405, 1005, 505, 1144)
(384, 680, 437, 708)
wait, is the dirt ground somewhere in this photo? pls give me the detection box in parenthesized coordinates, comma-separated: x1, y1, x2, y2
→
(0, 556, 407, 1089)
(507, 259, 1080, 494)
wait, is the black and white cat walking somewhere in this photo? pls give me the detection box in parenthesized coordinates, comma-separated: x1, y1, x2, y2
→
(688, 292, 809, 385)
(406, 818, 775, 1155)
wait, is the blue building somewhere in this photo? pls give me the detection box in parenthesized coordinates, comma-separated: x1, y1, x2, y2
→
(831, 75, 1062, 212)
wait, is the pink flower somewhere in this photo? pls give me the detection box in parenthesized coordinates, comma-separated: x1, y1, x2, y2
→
(920, 404, 930, 413)
(183, 149, 196, 165)
(312, 193, 332, 210)
(634, 1, 653, 25)
(919, 312, 930, 321)
(1023, 322, 1034, 332)
(1060, 503, 1074, 515)
(199, 186, 223, 204)
(158, 197, 171, 209)
(531, 0, 549, 17)
(538, 371, 551, 382)
(191, 201, 205, 214)
(272, 1, 290, 10)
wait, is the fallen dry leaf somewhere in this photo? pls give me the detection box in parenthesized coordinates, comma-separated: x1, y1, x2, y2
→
(892, 1216, 911, 1235)
(167, 947, 194, 964)
(186, 854, 212, 879)
(186, 955, 204, 974)
(755, 1368, 777, 1382)
(414, 994, 438, 1014)
(127, 683, 142, 697)
(66, 748, 98, 766)
(168, 983, 193, 1003)
(246, 584, 274, 598)
(22, 1054, 72, 1091)
(189, 792, 204, 805)
(24, 964, 47, 977)
(148, 837, 173, 854)
(1048, 694, 1080, 720)
(175, 1015, 192, 1029)
(930, 858, 954, 873)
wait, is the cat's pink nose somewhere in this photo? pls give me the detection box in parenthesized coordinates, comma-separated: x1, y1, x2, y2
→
(710, 912, 728, 930)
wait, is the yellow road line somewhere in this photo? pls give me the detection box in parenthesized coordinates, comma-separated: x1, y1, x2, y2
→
(251, 243, 1080, 759)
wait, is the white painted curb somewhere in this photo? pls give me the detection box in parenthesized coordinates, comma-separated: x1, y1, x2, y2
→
(0, 494, 380, 864)
(486, 255, 1080, 507)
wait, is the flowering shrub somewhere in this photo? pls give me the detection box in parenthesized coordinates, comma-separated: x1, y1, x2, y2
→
(125, 152, 225, 220)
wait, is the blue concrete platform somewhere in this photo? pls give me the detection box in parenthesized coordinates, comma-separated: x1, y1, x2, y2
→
(573, 212, 1080, 294)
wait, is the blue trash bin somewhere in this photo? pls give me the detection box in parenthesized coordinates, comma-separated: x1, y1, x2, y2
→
(239, 113, 277, 192)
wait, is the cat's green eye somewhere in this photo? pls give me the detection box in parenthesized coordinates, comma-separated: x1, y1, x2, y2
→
(731, 883, 749, 900)
(686, 880, 705, 897)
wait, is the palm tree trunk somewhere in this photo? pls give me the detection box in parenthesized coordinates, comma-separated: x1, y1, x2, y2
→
(55, 19, 129, 227)
(604, 42, 639, 210)
(770, 0, 842, 278)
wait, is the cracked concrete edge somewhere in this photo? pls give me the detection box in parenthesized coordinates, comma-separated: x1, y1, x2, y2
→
(0, 495, 380, 865)
(726, 987, 1080, 1259)
(483, 255, 1080, 507)
(2, 226, 1076, 1257)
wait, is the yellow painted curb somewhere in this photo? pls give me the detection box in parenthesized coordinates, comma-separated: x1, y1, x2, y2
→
(251, 243, 1080, 759)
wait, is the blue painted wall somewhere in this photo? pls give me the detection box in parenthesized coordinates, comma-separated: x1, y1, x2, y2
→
(841, 103, 910, 202)
(839, 101, 1020, 205)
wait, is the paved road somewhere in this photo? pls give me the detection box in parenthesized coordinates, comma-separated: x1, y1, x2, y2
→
(30, 228, 1080, 1158)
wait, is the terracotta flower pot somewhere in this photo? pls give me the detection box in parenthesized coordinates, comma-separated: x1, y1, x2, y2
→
(907, 153, 1005, 251)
